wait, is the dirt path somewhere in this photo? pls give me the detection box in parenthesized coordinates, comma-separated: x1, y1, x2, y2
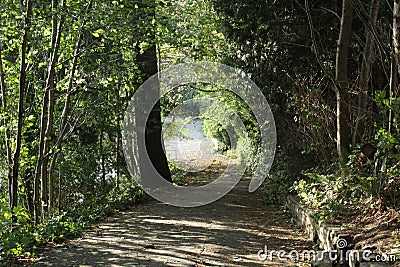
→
(32, 161, 312, 267)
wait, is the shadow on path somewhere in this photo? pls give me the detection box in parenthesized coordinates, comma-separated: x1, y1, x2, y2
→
(32, 161, 311, 267)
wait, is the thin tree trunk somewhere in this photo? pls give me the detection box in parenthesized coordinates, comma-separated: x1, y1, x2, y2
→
(11, 0, 33, 215)
(44, 0, 65, 215)
(353, 0, 381, 146)
(389, 50, 397, 133)
(336, 0, 354, 171)
(34, 0, 65, 221)
(116, 131, 120, 189)
(115, 85, 121, 189)
(390, 0, 400, 132)
(100, 127, 106, 192)
(49, 1, 93, 196)
(394, 0, 400, 72)
(0, 48, 13, 209)
(34, 81, 46, 223)
(48, 0, 66, 212)
(48, 149, 57, 211)
(56, 151, 62, 211)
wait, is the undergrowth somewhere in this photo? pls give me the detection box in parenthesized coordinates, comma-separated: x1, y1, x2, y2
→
(0, 186, 144, 265)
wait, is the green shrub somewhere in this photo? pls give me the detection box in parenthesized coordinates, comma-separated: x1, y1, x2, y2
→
(292, 128, 400, 222)
(0, 183, 144, 264)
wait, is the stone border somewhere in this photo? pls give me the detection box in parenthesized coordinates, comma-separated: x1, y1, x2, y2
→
(280, 195, 391, 267)
(281, 195, 348, 251)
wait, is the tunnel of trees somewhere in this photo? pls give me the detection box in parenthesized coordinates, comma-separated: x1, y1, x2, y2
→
(0, 0, 399, 261)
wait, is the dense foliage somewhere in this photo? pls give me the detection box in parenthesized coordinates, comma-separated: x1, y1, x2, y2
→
(210, 0, 399, 219)
(1, 0, 400, 262)
(0, 0, 155, 260)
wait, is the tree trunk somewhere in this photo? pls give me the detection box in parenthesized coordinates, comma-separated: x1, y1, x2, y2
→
(135, 1, 172, 184)
(115, 85, 121, 189)
(44, 0, 64, 214)
(34, 0, 64, 221)
(34, 77, 47, 221)
(390, 0, 400, 132)
(353, 0, 380, 146)
(100, 127, 106, 192)
(49, 0, 66, 212)
(389, 50, 397, 133)
(394, 0, 400, 73)
(11, 0, 33, 215)
(0, 48, 13, 210)
(49, 1, 92, 203)
(335, 0, 354, 171)
(34, 79, 46, 222)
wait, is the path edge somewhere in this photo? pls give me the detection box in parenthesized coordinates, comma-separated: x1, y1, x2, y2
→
(279, 194, 391, 267)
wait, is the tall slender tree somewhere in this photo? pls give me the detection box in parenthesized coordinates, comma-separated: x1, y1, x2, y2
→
(335, 0, 354, 170)
(47, 0, 93, 216)
(11, 0, 33, 213)
(0, 47, 12, 209)
(353, 0, 381, 146)
(390, 0, 400, 132)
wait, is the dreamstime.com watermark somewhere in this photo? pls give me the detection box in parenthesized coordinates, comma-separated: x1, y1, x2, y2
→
(257, 238, 397, 263)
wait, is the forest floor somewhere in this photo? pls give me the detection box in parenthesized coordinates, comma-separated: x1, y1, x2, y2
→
(28, 156, 313, 267)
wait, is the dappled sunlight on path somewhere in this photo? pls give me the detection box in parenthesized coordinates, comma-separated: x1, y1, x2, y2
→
(32, 161, 311, 267)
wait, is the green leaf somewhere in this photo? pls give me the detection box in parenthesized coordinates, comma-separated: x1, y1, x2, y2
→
(92, 29, 105, 38)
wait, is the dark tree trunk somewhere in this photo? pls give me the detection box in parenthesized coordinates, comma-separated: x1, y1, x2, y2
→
(390, 0, 400, 132)
(136, 44, 172, 184)
(11, 0, 33, 214)
(135, 0, 172, 184)
(335, 0, 354, 171)
(353, 0, 380, 146)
